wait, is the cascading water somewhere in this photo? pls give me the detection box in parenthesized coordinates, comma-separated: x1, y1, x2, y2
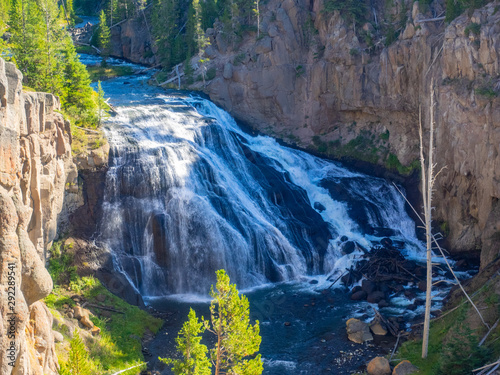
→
(96, 73, 423, 298)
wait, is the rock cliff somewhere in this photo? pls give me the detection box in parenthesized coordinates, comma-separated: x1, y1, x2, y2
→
(0, 58, 77, 374)
(190, 0, 500, 267)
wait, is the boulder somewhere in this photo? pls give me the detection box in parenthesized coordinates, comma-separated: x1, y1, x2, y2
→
(53, 331, 64, 343)
(367, 357, 391, 375)
(362, 280, 376, 294)
(392, 360, 418, 375)
(91, 326, 101, 336)
(342, 241, 356, 254)
(351, 291, 367, 300)
(369, 319, 388, 336)
(346, 318, 373, 343)
(367, 291, 385, 304)
(80, 315, 94, 329)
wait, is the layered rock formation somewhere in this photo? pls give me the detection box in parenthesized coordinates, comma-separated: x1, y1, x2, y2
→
(193, 0, 500, 266)
(0, 58, 77, 374)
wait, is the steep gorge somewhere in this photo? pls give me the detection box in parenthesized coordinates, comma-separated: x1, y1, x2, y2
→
(116, 0, 500, 267)
(0, 58, 78, 374)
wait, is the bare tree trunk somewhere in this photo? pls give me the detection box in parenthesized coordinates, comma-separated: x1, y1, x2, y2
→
(421, 80, 436, 359)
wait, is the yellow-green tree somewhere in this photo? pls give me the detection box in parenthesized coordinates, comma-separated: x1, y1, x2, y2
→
(208, 270, 262, 375)
(160, 309, 211, 375)
(161, 270, 263, 375)
(60, 329, 92, 375)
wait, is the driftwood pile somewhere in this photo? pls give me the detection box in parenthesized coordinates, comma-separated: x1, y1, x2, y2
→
(341, 239, 424, 290)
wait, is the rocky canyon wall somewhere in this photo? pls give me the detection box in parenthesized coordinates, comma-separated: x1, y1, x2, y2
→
(0, 58, 78, 374)
(106, 0, 500, 266)
(196, 0, 500, 267)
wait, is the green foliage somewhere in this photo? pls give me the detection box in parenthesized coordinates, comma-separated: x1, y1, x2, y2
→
(205, 66, 216, 80)
(98, 10, 110, 58)
(86, 64, 133, 81)
(464, 22, 481, 36)
(5, 0, 100, 128)
(476, 84, 498, 98)
(60, 330, 92, 375)
(386, 153, 420, 175)
(323, 0, 367, 25)
(163, 270, 262, 375)
(160, 309, 212, 375)
(379, 129, 390, 141)
(445, 0, 489, 23)
(439, 326, 490, 374)
(48, 240, 78, 286)
(47, 237, 162, 374)
(208, 270, 263, 375)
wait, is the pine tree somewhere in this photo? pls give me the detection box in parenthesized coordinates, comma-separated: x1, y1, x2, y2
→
(159, 309, 212, 375)
(98, 10, 111, 64)
(207, 270, 263, 375)
(61, 35, 97, 125)
(60, 329, 92, 375)
(164, 270, 263, 375)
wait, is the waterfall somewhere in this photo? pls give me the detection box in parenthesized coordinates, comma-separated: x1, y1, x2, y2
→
(97, 94, 422, 297)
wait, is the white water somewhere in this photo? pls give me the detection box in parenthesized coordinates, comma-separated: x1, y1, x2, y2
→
(96, 87, 424, 297)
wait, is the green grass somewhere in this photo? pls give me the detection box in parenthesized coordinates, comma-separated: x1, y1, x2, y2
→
(46, 240, 163, 375)
(75, 45, 96, 55)
(87, 65, 134, 82)
(386, 153, 420, 176)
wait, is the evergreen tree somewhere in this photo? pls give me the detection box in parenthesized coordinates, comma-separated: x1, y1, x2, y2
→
(200, 0, 216, 30)
(60, 329, 92, 375)
(61, 35, 97, 125)
(163, 270, 262, 375)
(160, 309, 212, 375)
(98, 10, 111, 63)
(207, 270, 263, 375)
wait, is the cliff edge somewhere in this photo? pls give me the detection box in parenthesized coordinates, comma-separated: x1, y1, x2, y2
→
(0, 58, 78, 374)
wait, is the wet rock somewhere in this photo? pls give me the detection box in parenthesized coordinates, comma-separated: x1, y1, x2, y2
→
(346, 318, 373, 344)
(351, 286, 362, 294)
(367, 357, 391, 375)
(351, 291, 367, 301)
(309, 279, 319, 284)
(407, 303, 417, 311)
(367, 291, 385, 304)
(362, 280, 376, 294)
(284, 322, 291, 326)
(314, 202, 326, 212)
(392, 360, 418, 374)
(378, 299, 390, 308)
(380, 238, 393, 247)
(340, 235, 348, 242)
(417, 280, 427, 291)
(342, 241, 356, 254)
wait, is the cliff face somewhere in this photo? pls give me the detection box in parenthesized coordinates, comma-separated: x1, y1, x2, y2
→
(193, 0, 500, 266)
(0, 58, 77, 374)
(110, 7, 158, 66)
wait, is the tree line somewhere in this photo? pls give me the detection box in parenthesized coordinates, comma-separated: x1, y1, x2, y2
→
(152, 0, 260, 70)
(0, 0, 101, 127)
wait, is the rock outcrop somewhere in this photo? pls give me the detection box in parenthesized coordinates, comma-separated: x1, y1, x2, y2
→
(0, 58, 77, 374)
(189, 0, 500, 266)
(110, 7, 157, 66)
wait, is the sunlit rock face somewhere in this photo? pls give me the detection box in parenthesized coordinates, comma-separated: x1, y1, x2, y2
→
(197, 0, 500, 265)
(0, 58, 77, 375)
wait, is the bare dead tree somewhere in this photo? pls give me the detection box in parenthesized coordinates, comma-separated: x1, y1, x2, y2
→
(421, 80, 436, 359)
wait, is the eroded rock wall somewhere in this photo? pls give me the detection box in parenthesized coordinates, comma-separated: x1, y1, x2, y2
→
(0, 58, 77, 374)
(195, 0, 500, 266)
